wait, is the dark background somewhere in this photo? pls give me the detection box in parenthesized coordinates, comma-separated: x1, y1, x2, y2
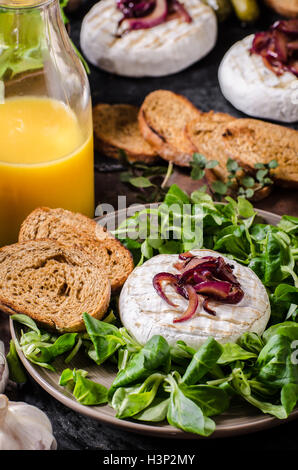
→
(1, 0, 298, 454)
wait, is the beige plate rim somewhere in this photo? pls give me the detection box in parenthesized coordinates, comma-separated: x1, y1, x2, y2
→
(9, 204, 298, 439)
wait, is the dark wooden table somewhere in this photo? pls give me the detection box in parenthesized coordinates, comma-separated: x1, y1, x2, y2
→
(0, 0, 297, 453)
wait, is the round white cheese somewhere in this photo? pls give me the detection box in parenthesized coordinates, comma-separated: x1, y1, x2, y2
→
(80, 0, 217, 77)
(119, 249, 270, 349)
(218, 34, 298, 123)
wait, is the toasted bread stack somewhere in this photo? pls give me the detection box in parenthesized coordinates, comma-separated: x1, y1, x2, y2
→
(94, 89, 298, 188)
(0, 208, 134, 332)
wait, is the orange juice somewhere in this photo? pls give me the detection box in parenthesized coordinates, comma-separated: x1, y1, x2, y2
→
(0, 96, 94, 246)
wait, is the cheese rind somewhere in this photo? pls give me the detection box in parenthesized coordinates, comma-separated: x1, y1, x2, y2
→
(80, 0, 217, 77)
(119, 249, 271, 349)
(218, 35, 298, 123)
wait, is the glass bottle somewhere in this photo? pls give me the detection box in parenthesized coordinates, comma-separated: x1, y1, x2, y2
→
(0, 0, 94, 246)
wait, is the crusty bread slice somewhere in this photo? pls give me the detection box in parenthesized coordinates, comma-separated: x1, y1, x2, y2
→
(138, 90, 201, 167)
(0, 239, 111, 332)
(93, 103, 158, 164)
(264, 0, 298, 18)
(186, 111, 236, 136)
(19, 207, 134, 293)
(186, 111, 236, 181)
(19, 206, 110, 242)
(190, 118, 298, 187)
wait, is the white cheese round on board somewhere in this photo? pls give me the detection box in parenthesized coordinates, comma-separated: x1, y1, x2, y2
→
(80, 0, 217, 77)
(218, 34, 298, 123)
(119, 249, 271, 349)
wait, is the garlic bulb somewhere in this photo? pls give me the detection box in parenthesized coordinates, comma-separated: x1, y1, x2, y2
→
(0, 341, 8, 393)
(0, 394, 57, 450)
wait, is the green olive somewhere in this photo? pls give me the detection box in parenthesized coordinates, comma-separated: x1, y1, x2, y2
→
(230, 0, 260, 22)
(201, 0, 233, 22)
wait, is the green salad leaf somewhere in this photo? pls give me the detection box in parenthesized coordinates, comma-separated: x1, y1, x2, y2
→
(10, 184, 298, 437)
(181, 337, 222, 385)
(59, 368, 108, 405)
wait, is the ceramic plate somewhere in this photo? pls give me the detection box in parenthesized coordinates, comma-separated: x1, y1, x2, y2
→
(9, 205, 298, 439)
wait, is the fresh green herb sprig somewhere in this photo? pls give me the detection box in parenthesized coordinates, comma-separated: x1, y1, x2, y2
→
(211, 158, 279, 201)
(190, 153, 219, 180)
(189, 153, 278, 201)
(120, 151, 173, 203)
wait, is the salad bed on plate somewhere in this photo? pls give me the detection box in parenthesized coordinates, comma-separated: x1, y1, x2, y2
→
(10, 185, 298, 437)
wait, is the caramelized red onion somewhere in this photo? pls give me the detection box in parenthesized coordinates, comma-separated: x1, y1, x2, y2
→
(173, 285, 199, 323)
(167, 0, 192, 23)
(152, 272, 179, 307)
(250, 20, 298, 77)
(116, 0, 192, 35)
(153, 254, 244, 323)
(194, 280, 231, 299)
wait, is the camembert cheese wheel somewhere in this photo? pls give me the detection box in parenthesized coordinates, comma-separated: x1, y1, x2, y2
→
(218, 35, 298, 123)
(119, 249, 270, 348)
(80, 0, 217, 77)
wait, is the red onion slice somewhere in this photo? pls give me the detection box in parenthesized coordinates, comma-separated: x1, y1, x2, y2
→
(226, 285, 245, 304)
(288, 41, 298, 51)
(179, 258, 218, 282)
(178, 252, 195, 260)
(153, 255, 244, 322)
(289, 59, 298, 77)
(251, 32, 271, 54)
(216, 257, 239, 285)
(119, 0, 168, 32)
(170, 0, 192, 23)
(153, 272, 179, 307)
(251, 20, 298, 78)
(117, 0, 155, 17)
(173, 285, 198, 323)
(273, 20, 298, 37)
(193, 270, 211, 284)
(194, 280, 231, 299)
(273, 30, 288, 62)
(262, 56, 284, 76)
(203, 298, 216, 316)
(173, 261, 186, 270)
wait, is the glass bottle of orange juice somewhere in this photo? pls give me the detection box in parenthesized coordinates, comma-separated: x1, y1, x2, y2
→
(0, 0, 94, 246)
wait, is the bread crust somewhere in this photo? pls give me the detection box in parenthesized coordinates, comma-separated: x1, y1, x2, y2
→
(138, 90, 201, 167)
(0, 239, 111, 332)
(93, 103, 158, 164)
(19, 207, 134, 293)
(264, 0, 298, 18)
(189, 118, 298, 188)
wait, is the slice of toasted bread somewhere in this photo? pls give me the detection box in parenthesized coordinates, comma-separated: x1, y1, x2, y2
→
(138, 90, 201, 167)
(19, 207, 134, 293)
(0, 239, 111, 332)
(192, 118, 298, 187)
(19, 206, 109, 242)
(264, 0, 298, 18)
(221, 119, 298, 187)
(186, 111, 236, 136)
(93, 103, 158, 164)
(186, 111, 236, 181)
